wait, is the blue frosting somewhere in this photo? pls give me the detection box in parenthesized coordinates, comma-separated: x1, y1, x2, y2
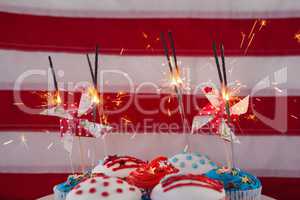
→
(205, 168, 261, 192)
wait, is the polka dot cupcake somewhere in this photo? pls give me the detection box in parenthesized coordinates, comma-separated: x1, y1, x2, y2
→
(169, 152, 218, 174)
(66, 175, 142, 200)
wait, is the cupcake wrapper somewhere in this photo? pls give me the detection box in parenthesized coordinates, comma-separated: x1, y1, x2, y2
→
(226, 187, 262, 200)
(53, 186, 68, 200)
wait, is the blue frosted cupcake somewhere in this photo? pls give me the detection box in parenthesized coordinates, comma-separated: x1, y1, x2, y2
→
(53, 171, 91, 200)
(205, 167, 262, 200)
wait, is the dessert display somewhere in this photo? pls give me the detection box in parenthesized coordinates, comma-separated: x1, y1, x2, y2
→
(92, 155, 146, 178)
(151, 174, 226, 200)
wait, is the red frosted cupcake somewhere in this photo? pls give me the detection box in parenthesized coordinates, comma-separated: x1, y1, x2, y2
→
(126, 156, 179, 190)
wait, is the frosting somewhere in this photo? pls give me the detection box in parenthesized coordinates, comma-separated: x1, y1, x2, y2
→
(169, 152, 217, 174)
(205, 167, 262, 191)
(126, 156, 179, 190)
(92, 155, 145, 178)
(66, 175, 142, 200)
(151, 174, 226, 200)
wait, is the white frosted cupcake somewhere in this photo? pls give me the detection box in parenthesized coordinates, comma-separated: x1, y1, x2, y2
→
(151, 174, 226, 200)
(92, 155, 145, 178)
(66, 175, 142, 200)
(169, 152, 217, 174)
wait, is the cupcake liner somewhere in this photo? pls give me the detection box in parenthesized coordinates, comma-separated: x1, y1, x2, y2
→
(226, 187, 262, 200)
(53, 186, 68, 200)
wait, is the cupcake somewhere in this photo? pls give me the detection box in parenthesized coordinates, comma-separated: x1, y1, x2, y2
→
(66, 175, 142, 200)
(126, 156, 179, 190)
(169, 152, 218, 174)
(92, 155, 145, 178)
(151, 174, 226, 200)
(53, 171, 91, 200)
(205, 167, 262, 200)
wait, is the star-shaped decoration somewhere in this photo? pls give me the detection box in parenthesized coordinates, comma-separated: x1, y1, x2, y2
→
(241, 176, 251, 184)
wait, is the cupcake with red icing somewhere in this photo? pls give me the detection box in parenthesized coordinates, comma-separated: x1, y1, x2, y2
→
(126, 156, 179, 190)
(151, 174, 226, 200)
(66, 174, 142, 200)
(92, 155, 145, 178)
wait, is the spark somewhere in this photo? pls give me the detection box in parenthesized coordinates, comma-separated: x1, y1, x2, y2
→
(88, 87, 100, 104)
(168, 109, 171, 116)
(142, 32, 148, 39)
(248, 20, 258, 39)
(258, 19, 267, 31)
(146, 44, 151, 49)
(13, 102, 24, 106)
(121, 117, 132, 124)
(47, 142, 54, 150)
(294, 32, 300, 43)
(244, 33, 255, 55)
(120, 48, 124, 55)
(290, 114, 298, 119)
(3, 140, 13, 145)
(273, 86, 283, 93)
(255, 98, 261, 102)
(168, 97, 171, 103)
(21, 134, 27, 143)
(240, 32, 246, 48)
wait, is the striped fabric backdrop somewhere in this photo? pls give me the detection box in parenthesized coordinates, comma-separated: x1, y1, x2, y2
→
(0, 0, 299, 199)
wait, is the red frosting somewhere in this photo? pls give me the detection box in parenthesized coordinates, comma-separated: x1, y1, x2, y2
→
(103, 155, 145, 172)
(161, 174, 224, 193)
(126, 156, 179, 190)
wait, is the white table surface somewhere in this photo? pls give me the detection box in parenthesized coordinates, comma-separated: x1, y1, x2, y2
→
(38, 194, 276, 200)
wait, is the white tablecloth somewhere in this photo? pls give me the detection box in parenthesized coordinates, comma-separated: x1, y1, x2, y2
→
(38, 194, 276, 200)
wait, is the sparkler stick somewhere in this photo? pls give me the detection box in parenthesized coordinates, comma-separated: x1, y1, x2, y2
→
(86, 54, 95, 84)
(212, 42, 236, 169)
(48, 56, 58, 91)
(160, 32, 191, 150)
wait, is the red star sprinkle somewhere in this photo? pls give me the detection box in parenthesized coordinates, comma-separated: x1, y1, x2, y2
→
(116, 188, 123, 193)
(103, 182, 110, 187)
(90, 179, 97, 183)
(129, 187, 136, 191)
(75, 190, 83, 195)
(116, 179, 123, 184)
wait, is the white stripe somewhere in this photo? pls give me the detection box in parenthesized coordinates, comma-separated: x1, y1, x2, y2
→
(0, 49, 298, 96)
(0, 131, 299, 177)
(0, 0, 299, 18)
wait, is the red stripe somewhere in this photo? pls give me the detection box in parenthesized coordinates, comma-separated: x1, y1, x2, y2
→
(0, 12, 299, 56)
(0, 173, 298, 199)
(1, 90, 299, 135)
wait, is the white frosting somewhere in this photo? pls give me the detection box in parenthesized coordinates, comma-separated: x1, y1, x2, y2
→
(169, 152, 217, 174)
(92, 164, 135, 178)
(151, 178, 226, 200)
(66, 176, 141, 200)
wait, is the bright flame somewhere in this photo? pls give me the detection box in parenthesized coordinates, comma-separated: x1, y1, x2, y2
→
(170, 74, 183, 86)
(222, 90, 230, 101)
(88, 87, 100, 104)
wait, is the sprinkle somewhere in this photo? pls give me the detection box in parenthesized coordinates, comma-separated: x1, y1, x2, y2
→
(101, 191, 109, 197)
(3, 140, 13, 145)
(47, 142, 54, 150)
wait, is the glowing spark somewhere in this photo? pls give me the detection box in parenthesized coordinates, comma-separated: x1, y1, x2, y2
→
(47, 142, 54, 150)
(146, 44, 151, 49)
(255, 98, 261, 102)
(130, 133, 137, 139)
(112, 100, 122, 106)
(168, 109, 171, 116)
(122, 117, 132, 124)
(21, 134, 27, 143)
(168, 97, 171, 103)
(88, 87, 100, 104)
(3, 140, 13, 145)
(259, 19, 267, 31)
(120, 48, 124, 55)
(142, 32, 148, 39)
(290, 114, 298, 119)
(294, 32, 300, 43)
(248, 20, 258, 39)
(274, 86, 282, 93)
(13, 102, 24, 106)
(240, 32, 246, 48)
(244, 33, 255, 55)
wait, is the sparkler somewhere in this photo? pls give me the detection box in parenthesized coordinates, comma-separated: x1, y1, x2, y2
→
(160, 31, 191, 150)
(48, 56, 61, 106)
(212, 41, 236, 169)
